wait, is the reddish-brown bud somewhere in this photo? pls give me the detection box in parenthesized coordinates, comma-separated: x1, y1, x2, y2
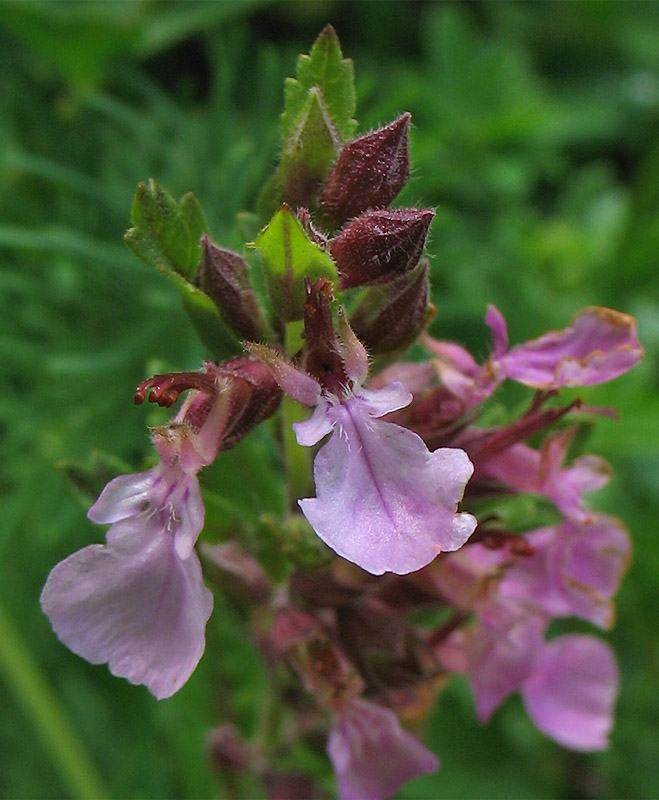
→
(330, 207, 434, 289)
(215, 356, 283, 450)
(196, 235, 266, 340)
(206, 723, 254, 774)
(301, 278, 350, 394)
(349, 259, 434, 355)
(319, 113, 411, 226)
(264, 772, 329, 800)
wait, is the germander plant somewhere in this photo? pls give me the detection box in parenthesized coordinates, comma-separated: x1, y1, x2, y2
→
(41, 27, 642, 800)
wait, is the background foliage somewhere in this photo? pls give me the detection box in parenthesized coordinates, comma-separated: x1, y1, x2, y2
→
(1, 1, 657, 798)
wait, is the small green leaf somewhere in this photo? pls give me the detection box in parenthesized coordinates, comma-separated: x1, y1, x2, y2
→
(281, 24, 356, 144)
(124, 179, 240, 358)
(253, 206, 337, 323)
(124, 178, 207, 281)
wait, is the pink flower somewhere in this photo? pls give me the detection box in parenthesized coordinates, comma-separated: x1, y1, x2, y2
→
(496, 516, 631, 629)
(295, 385, 476, 575)
(41, 359, 281, 698)
(494, 306, 643, 390)
(327, 698, 439, 800)
(249, 285, 476, 576)
(41, 441, 213, 699)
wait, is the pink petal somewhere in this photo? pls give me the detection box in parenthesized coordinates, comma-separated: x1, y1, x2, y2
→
(466, 614, 545, 722)
(522, 635, 619, 751)
(327, 699, 439, 800)
(499, 307, 642, 389)
(356, 382, 412, 417)
(87, 468, 159, 524)
(246, 342, 321, 406)
(294, 398, 336, 447)
(40, 516, 213, 699)
(485, 305, 508, 358)
(299, 396, 476, 575)
(171, 475, 205, 560)
(480, 432, 611, 523)
(546, 516, 631, 629)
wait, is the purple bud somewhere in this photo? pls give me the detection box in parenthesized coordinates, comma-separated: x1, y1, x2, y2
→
(330, 208, 434, 289)
(319, 114, 411, 226)
(350, 259, 433, 355)
(196, 235, 266, 340)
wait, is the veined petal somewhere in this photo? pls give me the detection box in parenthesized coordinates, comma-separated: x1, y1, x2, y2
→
(522, 635, 619, 751)
(40, 517, 213, 699)
(327, 699, 439, 800)
(87, 468, 159, 524)
(299, 396, 476, 575)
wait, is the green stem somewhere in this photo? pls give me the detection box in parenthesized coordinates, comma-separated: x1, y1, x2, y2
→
(0, 599, 109, 800)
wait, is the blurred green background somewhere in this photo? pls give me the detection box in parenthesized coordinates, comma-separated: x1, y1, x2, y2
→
(1, 1, 658, 798)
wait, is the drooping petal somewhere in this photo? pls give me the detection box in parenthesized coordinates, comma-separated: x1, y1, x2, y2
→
(87, 468, 159, 524)
(327, 699, 439, 800)
(40, 516, 213, 699)
(522, 635, 619, 751)
(499, 307, 642, 389)
(299, 396, 476, 575)
(171, 474, 205, 560)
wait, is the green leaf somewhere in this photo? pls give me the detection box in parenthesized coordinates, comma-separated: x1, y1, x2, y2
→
(124, 178, 207, 281)
(124, 179, 240, 358)
(281, 24, 356, 144)
(253, 206, 337, 323)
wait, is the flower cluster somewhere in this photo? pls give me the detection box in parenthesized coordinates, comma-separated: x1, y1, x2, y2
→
(41, 26, 642, 800)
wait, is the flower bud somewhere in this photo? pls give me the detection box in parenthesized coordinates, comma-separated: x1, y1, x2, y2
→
(319, 113, 411, 226)
(196, 235, 267, 341)
(349, 259, 433, 355)
(330, 208, 434, 289)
